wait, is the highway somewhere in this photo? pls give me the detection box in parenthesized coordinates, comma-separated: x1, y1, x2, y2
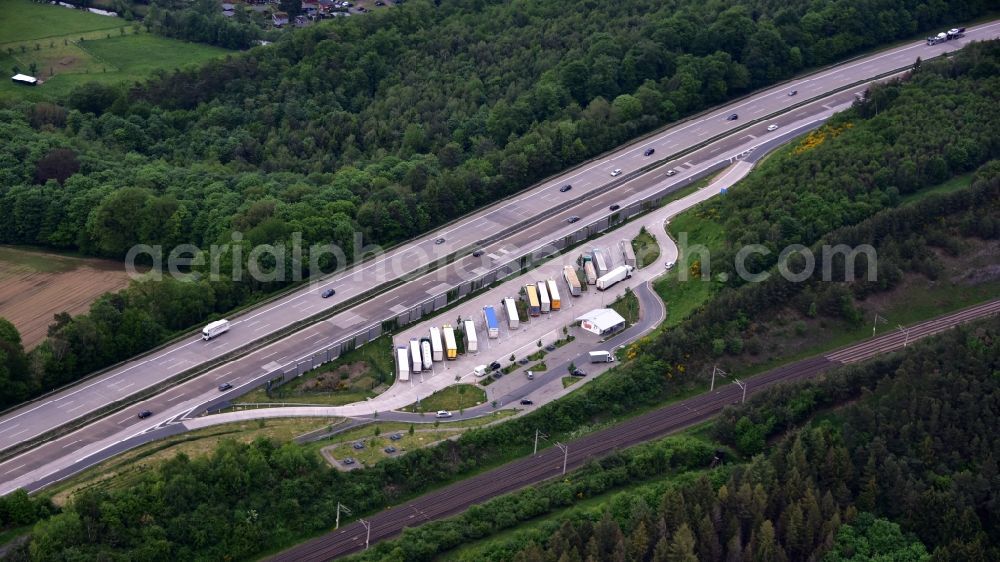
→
(268, 299, 1000, 561)
(1, 22, 998, 495)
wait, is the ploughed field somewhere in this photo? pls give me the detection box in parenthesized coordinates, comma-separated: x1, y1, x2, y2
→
(0, 246, 129, 349)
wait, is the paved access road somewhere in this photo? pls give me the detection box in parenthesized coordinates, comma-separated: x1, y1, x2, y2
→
(268, 299, 1000, 561)
(1, 22, 998, 494)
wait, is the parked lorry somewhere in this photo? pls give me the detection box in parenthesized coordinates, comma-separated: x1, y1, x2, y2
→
(546, 279, 561, 310)
(927, 27, 965, 45)
(483, 306, 500, 338)
(524, 284, 541, 316)
(409, 339, 422, 373)
(592, 248, 609, 277)
(396, 346, 410, 381)
(596, 265, 633, 291)
(420, 339, 433, 370)
(503, 297, 520, 329)
(430, 326, 444, 362)
(589, 350, 615, 363)
(584, 261, 598, 285)
(536, 281, 551, 313)
(563, 266, 582, 296)
(442, 324, 458, 359)
(620, 239, 637, 268)
(202, 319, 230, 341)
(463, 319, 478, 352)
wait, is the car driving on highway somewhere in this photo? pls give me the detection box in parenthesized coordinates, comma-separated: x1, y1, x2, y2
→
(767, 124, 779, 131)
(559, 184, 572, 192)
(137, 410, 153, 419)
(727, 113, 738, 121)
(321, 288, 336, 298)
(666, 170, 676, 177)
(610, 168, 622, 176)
(643, 148, 655, 156)
(218, 383, 233, 391)
(435, 410, 453, 418)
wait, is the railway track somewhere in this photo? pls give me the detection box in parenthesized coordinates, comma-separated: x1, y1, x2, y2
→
(270, 299, 999, 561)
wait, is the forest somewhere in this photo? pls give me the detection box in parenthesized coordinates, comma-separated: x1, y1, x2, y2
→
(0, 0, 995, 409)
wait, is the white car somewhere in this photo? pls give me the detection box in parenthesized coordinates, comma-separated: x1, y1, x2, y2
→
(767, 124, 779, 131)
(435, 410, 453, 418)
(610, 168, 622, 177)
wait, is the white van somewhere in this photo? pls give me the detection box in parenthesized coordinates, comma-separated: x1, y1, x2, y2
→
(473, 365, 488, 377)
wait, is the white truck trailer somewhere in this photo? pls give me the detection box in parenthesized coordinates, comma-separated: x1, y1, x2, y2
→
(429, 326, 444, 362)
(546, 279, 561, 310)
(202, 319, 230, 341)
(502, 298, 519, 330)
(584, 261, 598, 285)
(596, 265, 633, 291)
(589, 350, 615, 363)
(463, 319, 478, 352)
(409, 339, 422, 373)
(536, 281, 551, 313)
(396, 346, 410, 381)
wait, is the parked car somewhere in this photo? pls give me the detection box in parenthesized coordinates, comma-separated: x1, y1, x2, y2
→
(666, 170, 677, 177)
(727, 113, 738, 121)
(343, 457, 355, 465)
(767, 124, 779, 131)
(571, 369, 587, 377)
(788, 90, 797, 96)
(518, 358, 529, 365)
(375, 0, 385, 5)
(526, 371, 534, 380)
(137, 410, 153, 419)
(321, 288, 336, 298)
(384, 446, 396, 453)
(609, 204, 620, 211)
(435, 410, 453, 418)
(352, 442, 365, 450)
(610, 168, 622, 177)
(545, 344, 556, 351)
(492, 372, 503, 379)
(472, 249, 484, 257)
(559, 184, 572, 192)
(644, 148, 655, 156)
(489, 361, 502, 370)
(218, 383, 233, 391)
(567, 216, 580, 223)
(665, 261, 675, 270)
(434, 238, 445, 244)
(520, 399, 534, 405)
(390, 433, 402, 441)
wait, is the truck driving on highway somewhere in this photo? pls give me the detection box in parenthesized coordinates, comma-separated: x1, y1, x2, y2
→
(202, 319, 230, 340)
(927, 27, 965, 45)
(596, 265, 633, 291)
(589, 350, 615, 363)
(396, 346, 410, 381)
(483, 306, 500, 338)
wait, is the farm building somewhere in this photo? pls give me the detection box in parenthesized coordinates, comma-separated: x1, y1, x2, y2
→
(11, 74, 38, 86)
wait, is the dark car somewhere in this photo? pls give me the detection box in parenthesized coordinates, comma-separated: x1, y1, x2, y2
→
(389, 433, 403, 441)
(571, 369, 587, 377)
(788, 90, 798, 96)
(492, 372, 503, 379)
(559, 184, 572, 193)
(343, 457, 355, 465)
(545, 344, 556, 352)
(644, 148, 655, 156)
(727, 113, 738, 121)
(321, 288, 336, 298)
(137, 410, 153, 419)
(375, 0, 385, 5)
(567, 216, 580, 224)
(356, 6, 367, 11)
(609, 204, 620, 211)
(384, 446, 396, 453)
(352, 442, 365, 450)
(518, 358, 529, 365)
(218, 383, 233, 392)
(489, 361, 502, 371)
(434, 238, 445, 245)
(472, 249, 484, 257)
(520, 399, 534, 405)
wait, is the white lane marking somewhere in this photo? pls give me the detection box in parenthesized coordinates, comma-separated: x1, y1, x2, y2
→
(0, 424, 20, 435)
(62, 440, 81, 449)
(67, 403, 88, 413)
(3, 464, 25, 475)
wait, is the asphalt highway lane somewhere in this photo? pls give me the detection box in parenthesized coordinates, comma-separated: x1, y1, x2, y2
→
(1, 22, 998, 494)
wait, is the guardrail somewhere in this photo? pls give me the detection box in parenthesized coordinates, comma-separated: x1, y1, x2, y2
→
(0, 54, 929, 464)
